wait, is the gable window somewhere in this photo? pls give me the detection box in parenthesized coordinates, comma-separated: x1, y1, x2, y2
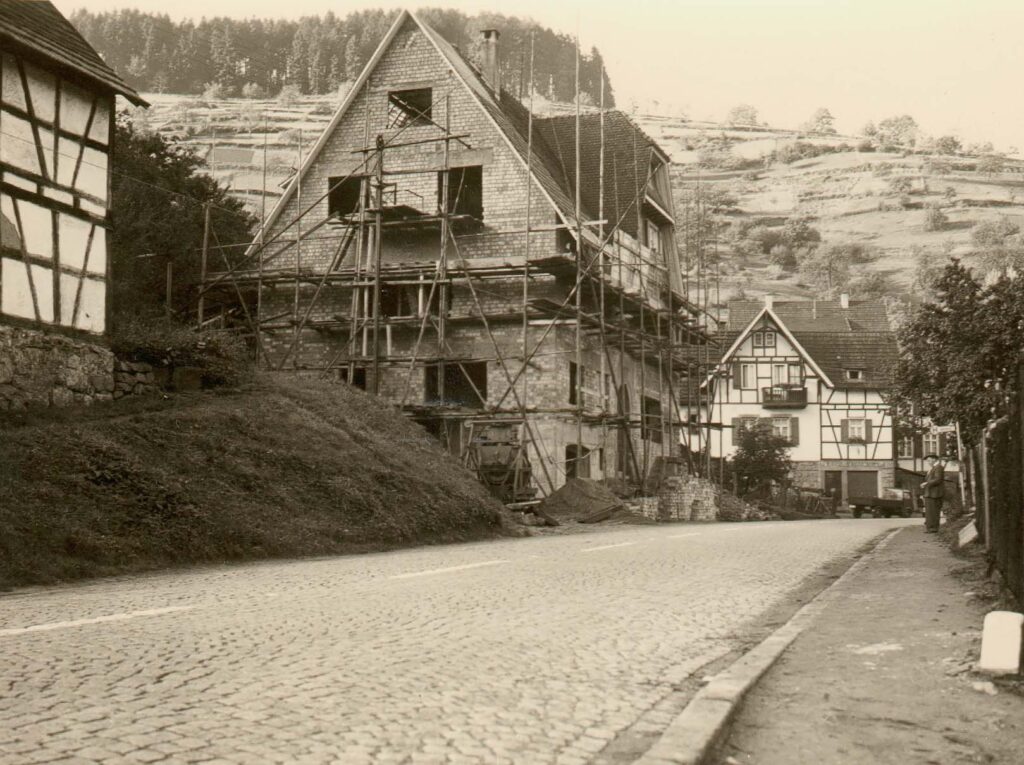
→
(763, 330, 776, 348)
(327, 176, 365, 219)
(740, 363, 756, 389)
(753, 331, 764, 348)
(388, 88, 432, 128)
(439, 165, 483, 219)
(846, 369, 864, 381)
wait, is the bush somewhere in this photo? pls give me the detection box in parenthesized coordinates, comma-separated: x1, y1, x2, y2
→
(110, 316, 253, 386)
(924, 205, 949, 232)
(888, 176, 913, 194)
(276, 84, 302, 106)
(857, 139, 876, 152)
(202, 82, 229, 101)
(241, 82, 268, 99)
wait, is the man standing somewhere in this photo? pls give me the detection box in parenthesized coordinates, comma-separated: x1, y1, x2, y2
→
(920, 454, 946, 533)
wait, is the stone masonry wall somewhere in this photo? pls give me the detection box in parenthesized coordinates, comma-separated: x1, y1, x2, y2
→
(654, 475, 720, 522)
(0, 324, 158, 410)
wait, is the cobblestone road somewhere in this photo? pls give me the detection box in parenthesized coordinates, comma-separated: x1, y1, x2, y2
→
(0, 519, 912, 764)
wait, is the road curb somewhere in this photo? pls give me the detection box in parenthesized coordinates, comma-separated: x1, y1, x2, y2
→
(634, 527, 905, 765)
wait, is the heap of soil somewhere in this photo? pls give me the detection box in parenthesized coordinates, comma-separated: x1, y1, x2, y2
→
(0, 375, 506, 589)
(537, 478, 625, 523)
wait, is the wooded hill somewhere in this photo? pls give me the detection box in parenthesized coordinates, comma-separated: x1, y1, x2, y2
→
(69, 9, 614, 105)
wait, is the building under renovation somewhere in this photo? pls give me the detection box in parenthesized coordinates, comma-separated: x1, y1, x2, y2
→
(211, 11, 711, 499)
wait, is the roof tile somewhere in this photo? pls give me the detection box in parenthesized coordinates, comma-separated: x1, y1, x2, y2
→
(0, 0, 145, 105)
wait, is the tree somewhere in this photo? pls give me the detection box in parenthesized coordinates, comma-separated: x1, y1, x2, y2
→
(977, 154, 1006, 176)
(799, 244, 851, 295)
(732, 422, 792, 496)
(875, 115, 918, 150)
(892, 261, 1024, 444)
(727, 104, 759, 127)
(934, 135, 961, 155)
(109, 115, 256, 321)
(803, 107, 836, 135)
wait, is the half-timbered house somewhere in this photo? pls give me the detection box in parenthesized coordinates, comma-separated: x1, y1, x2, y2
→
(0, 0, 145, 336)
(698, 295, 898, 500)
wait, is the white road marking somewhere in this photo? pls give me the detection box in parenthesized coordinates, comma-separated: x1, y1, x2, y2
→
(0, 606, 194, 637)
(580, 542, 637, 553)
(668, 533, 702, 539)
(388, 560, 509, 580)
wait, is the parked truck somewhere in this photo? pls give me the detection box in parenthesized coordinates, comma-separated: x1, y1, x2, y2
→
(849, 488, 920, 519)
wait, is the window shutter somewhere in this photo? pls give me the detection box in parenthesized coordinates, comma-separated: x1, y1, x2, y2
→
(732, 362, 741, 389)
(840, 419, 850, 443)
(732, 417, 741, 445)
(865, 420, 873, 444)
(913, 434, 924, 458)
(790, 417, 800, 446)
(938, 433, 949, 456)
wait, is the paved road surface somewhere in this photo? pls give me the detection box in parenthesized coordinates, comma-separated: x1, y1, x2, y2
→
(0, 519, 912, 764)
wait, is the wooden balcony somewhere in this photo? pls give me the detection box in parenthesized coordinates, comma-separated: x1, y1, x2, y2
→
(762, 386, 808, 408)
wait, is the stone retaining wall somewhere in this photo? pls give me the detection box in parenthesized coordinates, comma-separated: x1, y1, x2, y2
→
(0, 324, 159, 410)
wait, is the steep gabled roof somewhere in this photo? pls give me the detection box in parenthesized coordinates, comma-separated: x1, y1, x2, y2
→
(251, 10, 676, 280)
(533, 111, 671, 241)
(0, 1, 146, 106)
(727, 298, 892, 333)
(721, 298, 897, 390)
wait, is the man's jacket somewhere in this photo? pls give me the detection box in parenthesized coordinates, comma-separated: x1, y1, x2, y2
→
(923, 463, 945, 499)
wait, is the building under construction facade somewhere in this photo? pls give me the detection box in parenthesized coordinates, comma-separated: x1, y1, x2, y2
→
(214, 11, 711, 499)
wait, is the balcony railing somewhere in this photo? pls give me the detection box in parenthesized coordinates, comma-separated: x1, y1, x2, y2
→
(762, 386, 808, 408)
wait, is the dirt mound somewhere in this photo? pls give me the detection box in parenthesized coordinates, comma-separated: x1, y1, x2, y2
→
(0, 375, 506, 589)
(537, 479, 625, 522)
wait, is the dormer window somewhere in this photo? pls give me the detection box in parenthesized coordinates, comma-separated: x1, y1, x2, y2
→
(846, 369, 864, 381)
(388, 88, 432, 128)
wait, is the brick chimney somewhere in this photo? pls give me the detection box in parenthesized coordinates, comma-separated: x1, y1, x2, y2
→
(481, 29, 500, 92)
(839, 292, 850, 309)
(764, 294, 774, 310)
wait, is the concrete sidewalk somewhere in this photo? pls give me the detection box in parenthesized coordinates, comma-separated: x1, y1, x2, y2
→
(718, 525, 1024, 765)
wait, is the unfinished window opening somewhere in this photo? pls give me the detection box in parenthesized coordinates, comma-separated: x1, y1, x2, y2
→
(426, 283, 453, 317)
(424, 361, 487, 408)
(644, 219, 662, 253)
(641, 396, 663, 444)
(569, 361, 584, 406)
(565, 444, 591, 479)
(327, 176, 365, 219)
(388, 88, 432, 128)
(379, 284, 415, 318)
(338, 366, 367, 390)
(439, 165, 483, 219)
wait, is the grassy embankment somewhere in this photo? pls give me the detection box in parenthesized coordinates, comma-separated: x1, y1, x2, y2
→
(0, 376, 506, 589)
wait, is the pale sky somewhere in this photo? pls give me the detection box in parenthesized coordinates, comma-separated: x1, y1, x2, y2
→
(58, 0, 1024, 151)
